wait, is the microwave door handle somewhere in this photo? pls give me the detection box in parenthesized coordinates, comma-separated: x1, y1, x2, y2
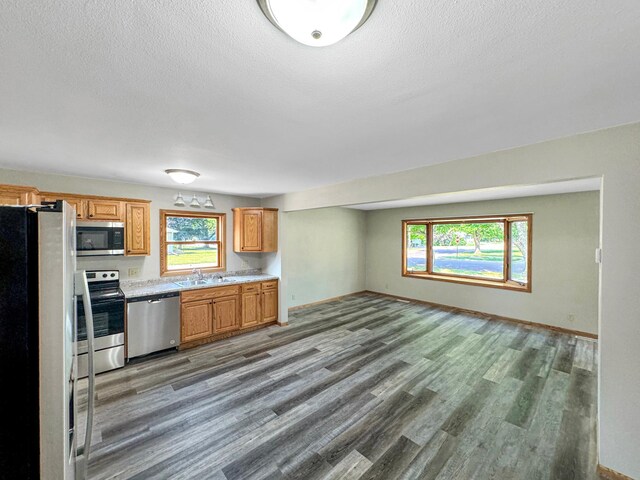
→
(74, 271, 96, 480)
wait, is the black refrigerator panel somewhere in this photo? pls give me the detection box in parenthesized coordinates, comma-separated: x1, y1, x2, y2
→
(0, 207, 40, 479)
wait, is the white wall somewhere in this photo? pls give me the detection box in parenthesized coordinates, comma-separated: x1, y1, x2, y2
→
(266, 122, 640, 478)
(4, 122, 638, 475)
(365, 192, 600, 335)
(285, 207, 366, 308)
(0, 168, 264, 280)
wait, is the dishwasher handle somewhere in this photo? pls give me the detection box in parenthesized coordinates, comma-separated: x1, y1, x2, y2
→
(127, 291, 180, 303)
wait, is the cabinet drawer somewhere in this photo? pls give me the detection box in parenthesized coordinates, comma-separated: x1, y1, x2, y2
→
(181, 285, 240, 303)
(242, 283, 261, 294)
(261, 280, 278, 290)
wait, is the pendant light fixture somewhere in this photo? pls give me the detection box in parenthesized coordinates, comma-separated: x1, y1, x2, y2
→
(165, 169, 200, 185)
(173, 193, 215, 209)
(257, 0, 377, 47)
(203, 195, 215, 209)
(174, 192, 186, 207)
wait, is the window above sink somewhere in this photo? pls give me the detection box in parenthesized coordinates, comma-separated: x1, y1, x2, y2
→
(160, 210, 226, 277)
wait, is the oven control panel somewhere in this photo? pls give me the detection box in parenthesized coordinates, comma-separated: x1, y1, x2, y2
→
(86, 270, 119, 283)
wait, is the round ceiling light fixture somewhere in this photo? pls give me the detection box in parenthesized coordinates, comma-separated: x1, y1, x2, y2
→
(257, 0, 377, 47)
(165, 169, 200, 185)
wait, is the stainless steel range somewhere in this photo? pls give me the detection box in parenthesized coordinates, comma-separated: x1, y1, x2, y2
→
(77, 270, 125, 376)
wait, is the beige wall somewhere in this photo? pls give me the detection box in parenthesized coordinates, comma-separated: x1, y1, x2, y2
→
(266, 122, 640, 477)
(285, 207, 366, 308)
(365, 192, 600, 334)
(0, 167, 264, 280)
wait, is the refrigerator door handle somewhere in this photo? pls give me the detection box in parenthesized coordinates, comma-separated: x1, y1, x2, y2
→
(74, 271, 96, 480)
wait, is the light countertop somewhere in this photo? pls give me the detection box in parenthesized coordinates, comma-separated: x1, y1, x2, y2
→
(121, 272, 278, 299)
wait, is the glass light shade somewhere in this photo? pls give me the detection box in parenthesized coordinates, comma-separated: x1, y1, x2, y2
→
(165, 169, 200, 184)
(174, 192, 185, 207)
(259, 0, 377, 47)
(190, 195, 201, 208)
(203, 195, 215, 209)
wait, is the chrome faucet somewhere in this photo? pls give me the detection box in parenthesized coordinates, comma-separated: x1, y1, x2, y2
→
(192, 268, 204, 280)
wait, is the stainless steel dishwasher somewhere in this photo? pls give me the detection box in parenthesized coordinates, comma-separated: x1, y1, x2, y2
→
(127, 292, 180, 359)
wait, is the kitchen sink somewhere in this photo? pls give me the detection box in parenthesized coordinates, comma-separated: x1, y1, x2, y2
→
(174, 277, 236, 288)
(174, 279, 213, 287)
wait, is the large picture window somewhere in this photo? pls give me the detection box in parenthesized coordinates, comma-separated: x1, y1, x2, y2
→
(402, 214, 532, 291)
(160, 210, 226, 276)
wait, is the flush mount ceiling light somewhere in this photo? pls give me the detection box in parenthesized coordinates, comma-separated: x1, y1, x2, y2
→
(165, 169, 200, 185)
(257, 0, 377, 47)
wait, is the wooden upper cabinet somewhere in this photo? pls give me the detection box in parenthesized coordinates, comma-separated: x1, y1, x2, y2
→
(181, 299, 213, 343)
(240, 209, 262, 251)
(63, 198, 85, 219)
(213, 296, 240, 333)
(0, 184, 40, 206)
(87, 199, 124, 221)
(40, 194, 86, 219)
(233, 208, 278, 252)
(125, 202, 150, 256)
(3, 183, 152, 255)
(262, 209, 278, 252)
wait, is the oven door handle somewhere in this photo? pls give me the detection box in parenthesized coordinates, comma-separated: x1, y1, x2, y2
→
(74, 270, 96, 480)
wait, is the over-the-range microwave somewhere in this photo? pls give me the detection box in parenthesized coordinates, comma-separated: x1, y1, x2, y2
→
(76, 221, 125, 256)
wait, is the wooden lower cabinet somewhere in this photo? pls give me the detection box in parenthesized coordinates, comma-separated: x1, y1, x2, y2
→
(262, 288, 278, 323)
(181, 299, 213, 343)
(180, 280, 278, 348)
(214, 296, 240, 333)
(241, 291, 261, 328)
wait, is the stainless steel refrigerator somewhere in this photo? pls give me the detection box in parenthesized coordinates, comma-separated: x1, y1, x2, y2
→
(0, 202, 96, 480)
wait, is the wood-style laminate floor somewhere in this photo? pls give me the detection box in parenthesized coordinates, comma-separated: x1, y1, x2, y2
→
(84, 292, 599, 480)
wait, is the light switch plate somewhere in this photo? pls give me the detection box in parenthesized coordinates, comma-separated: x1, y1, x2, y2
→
(128, 267, 140, 277)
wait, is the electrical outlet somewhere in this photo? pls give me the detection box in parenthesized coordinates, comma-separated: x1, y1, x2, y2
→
(567, 314, 575, 323)
(291, 294, 296, 301)
(385, 283, 389, 290)
(128, 267, 140, 278)
(242, 259, 249, 269)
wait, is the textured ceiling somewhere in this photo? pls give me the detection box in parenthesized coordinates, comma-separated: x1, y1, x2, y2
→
(0, 1, 639, 197)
